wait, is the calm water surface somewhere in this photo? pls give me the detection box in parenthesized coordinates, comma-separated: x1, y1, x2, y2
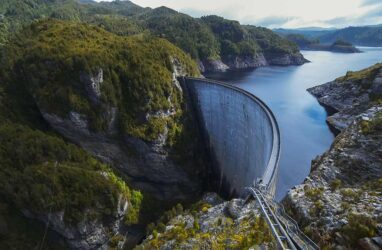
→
(205, 47, 382, 200)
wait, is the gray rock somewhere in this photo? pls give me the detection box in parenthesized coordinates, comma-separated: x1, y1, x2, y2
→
(372, 237, 382, 247)
(22, 208, 125, 250)
(226, 199, 243, 219)
(223, 53, 268, 70)
(267, 53, 308, 66)
(358, 237, 380, 250)
(200, 59, 229, 72)
(80, 69, 103, 104)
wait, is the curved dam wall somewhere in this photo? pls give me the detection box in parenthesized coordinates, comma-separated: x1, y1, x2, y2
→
(181, 77, 280, 197)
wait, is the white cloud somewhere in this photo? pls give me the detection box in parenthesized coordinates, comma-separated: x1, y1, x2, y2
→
(95, 0, 382, 28)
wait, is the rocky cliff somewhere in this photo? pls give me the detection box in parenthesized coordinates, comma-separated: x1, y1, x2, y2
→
(199, 52, 307, 73)
(308, 63, 382, 131)
(285, 64, 382, 249)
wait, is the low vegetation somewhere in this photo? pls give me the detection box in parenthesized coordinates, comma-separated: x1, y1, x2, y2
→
(360, 111, 382, 134)
(139, 200, 275, 249)
(338, 63, 382, 82)
(341, 213, 378, 247)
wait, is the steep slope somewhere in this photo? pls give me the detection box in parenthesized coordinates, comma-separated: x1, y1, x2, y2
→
(6, 19, 204, 201)
(135, 11, 307, 72)
(133, 7, 220, 64)
(284, 64, 382, 249)
(0, 33, 143, 250)
(0, 19, 207, 248)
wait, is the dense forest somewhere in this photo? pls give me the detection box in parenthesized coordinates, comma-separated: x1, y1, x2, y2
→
(0, 0, 303, 70)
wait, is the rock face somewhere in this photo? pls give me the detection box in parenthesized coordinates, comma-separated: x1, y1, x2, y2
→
(266, 52, 308, 66)
(137, 193, 276, 249)
(200, 59, 230, 73)
(308, 67, 382, 131)
(285, 64, 382, 249)
(199, 52, 307, 73)
(22, 184, 130, 250)
(40, 62, 201, 201)
(80, 68, 104, 104)
(223, 53, 268, 70)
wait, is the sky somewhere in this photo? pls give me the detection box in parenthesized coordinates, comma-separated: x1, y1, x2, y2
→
(97, 0, 382, 28)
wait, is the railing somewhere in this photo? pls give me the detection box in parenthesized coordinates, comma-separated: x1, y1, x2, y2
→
(271, 200, 319, 250)
(248, 187, 297, 250)
(246, 187, 319, 250)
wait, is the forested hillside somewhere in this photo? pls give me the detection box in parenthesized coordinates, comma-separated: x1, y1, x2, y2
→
(0, 0, 306, 72)
(0, 16, 202, 248)
(318, 26, 382, 47)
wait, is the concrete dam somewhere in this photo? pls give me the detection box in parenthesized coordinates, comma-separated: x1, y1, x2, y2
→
(181, 77, 281, 197)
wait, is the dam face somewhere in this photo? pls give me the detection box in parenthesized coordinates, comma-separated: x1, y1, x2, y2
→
(181, 77, 280, 197)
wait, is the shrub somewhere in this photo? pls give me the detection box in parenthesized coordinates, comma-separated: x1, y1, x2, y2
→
(330, 179, 342, 191)
(305, 187, 324, 201)
(341, 213, 377, 247)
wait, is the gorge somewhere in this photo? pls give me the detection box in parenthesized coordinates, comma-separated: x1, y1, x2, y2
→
(0, 0, 382, 249)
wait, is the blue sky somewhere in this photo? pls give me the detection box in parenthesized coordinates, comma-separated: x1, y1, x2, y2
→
(97, 0, 382, 28)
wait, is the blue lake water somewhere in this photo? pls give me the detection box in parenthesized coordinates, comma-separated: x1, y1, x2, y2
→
(205, 47, 382, 200)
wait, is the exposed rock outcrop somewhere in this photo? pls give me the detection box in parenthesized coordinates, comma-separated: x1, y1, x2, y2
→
(285, 64, 382, 249)
(22, 194, 129, 249)
(80, 68, 104, 104)
(223, 54, 268, 70)
(199, 59, 230, 73)
(266, 52, 308, 66)
(137, 193, 276, 249)
(308, 67, 382, 131)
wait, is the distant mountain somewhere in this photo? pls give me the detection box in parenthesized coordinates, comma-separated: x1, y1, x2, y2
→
(285, 34, 361, 53)
(319, 26, 382, 47)
(275, 25, 382, 47)
(77, 0, 95, 3)
(274, 28, 337, 38)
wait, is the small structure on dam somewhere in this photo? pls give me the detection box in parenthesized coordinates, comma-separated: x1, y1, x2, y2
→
(180, 77, 280, 197)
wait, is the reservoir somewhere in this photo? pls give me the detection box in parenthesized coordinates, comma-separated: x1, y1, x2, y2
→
(205, 47, 382, 200)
